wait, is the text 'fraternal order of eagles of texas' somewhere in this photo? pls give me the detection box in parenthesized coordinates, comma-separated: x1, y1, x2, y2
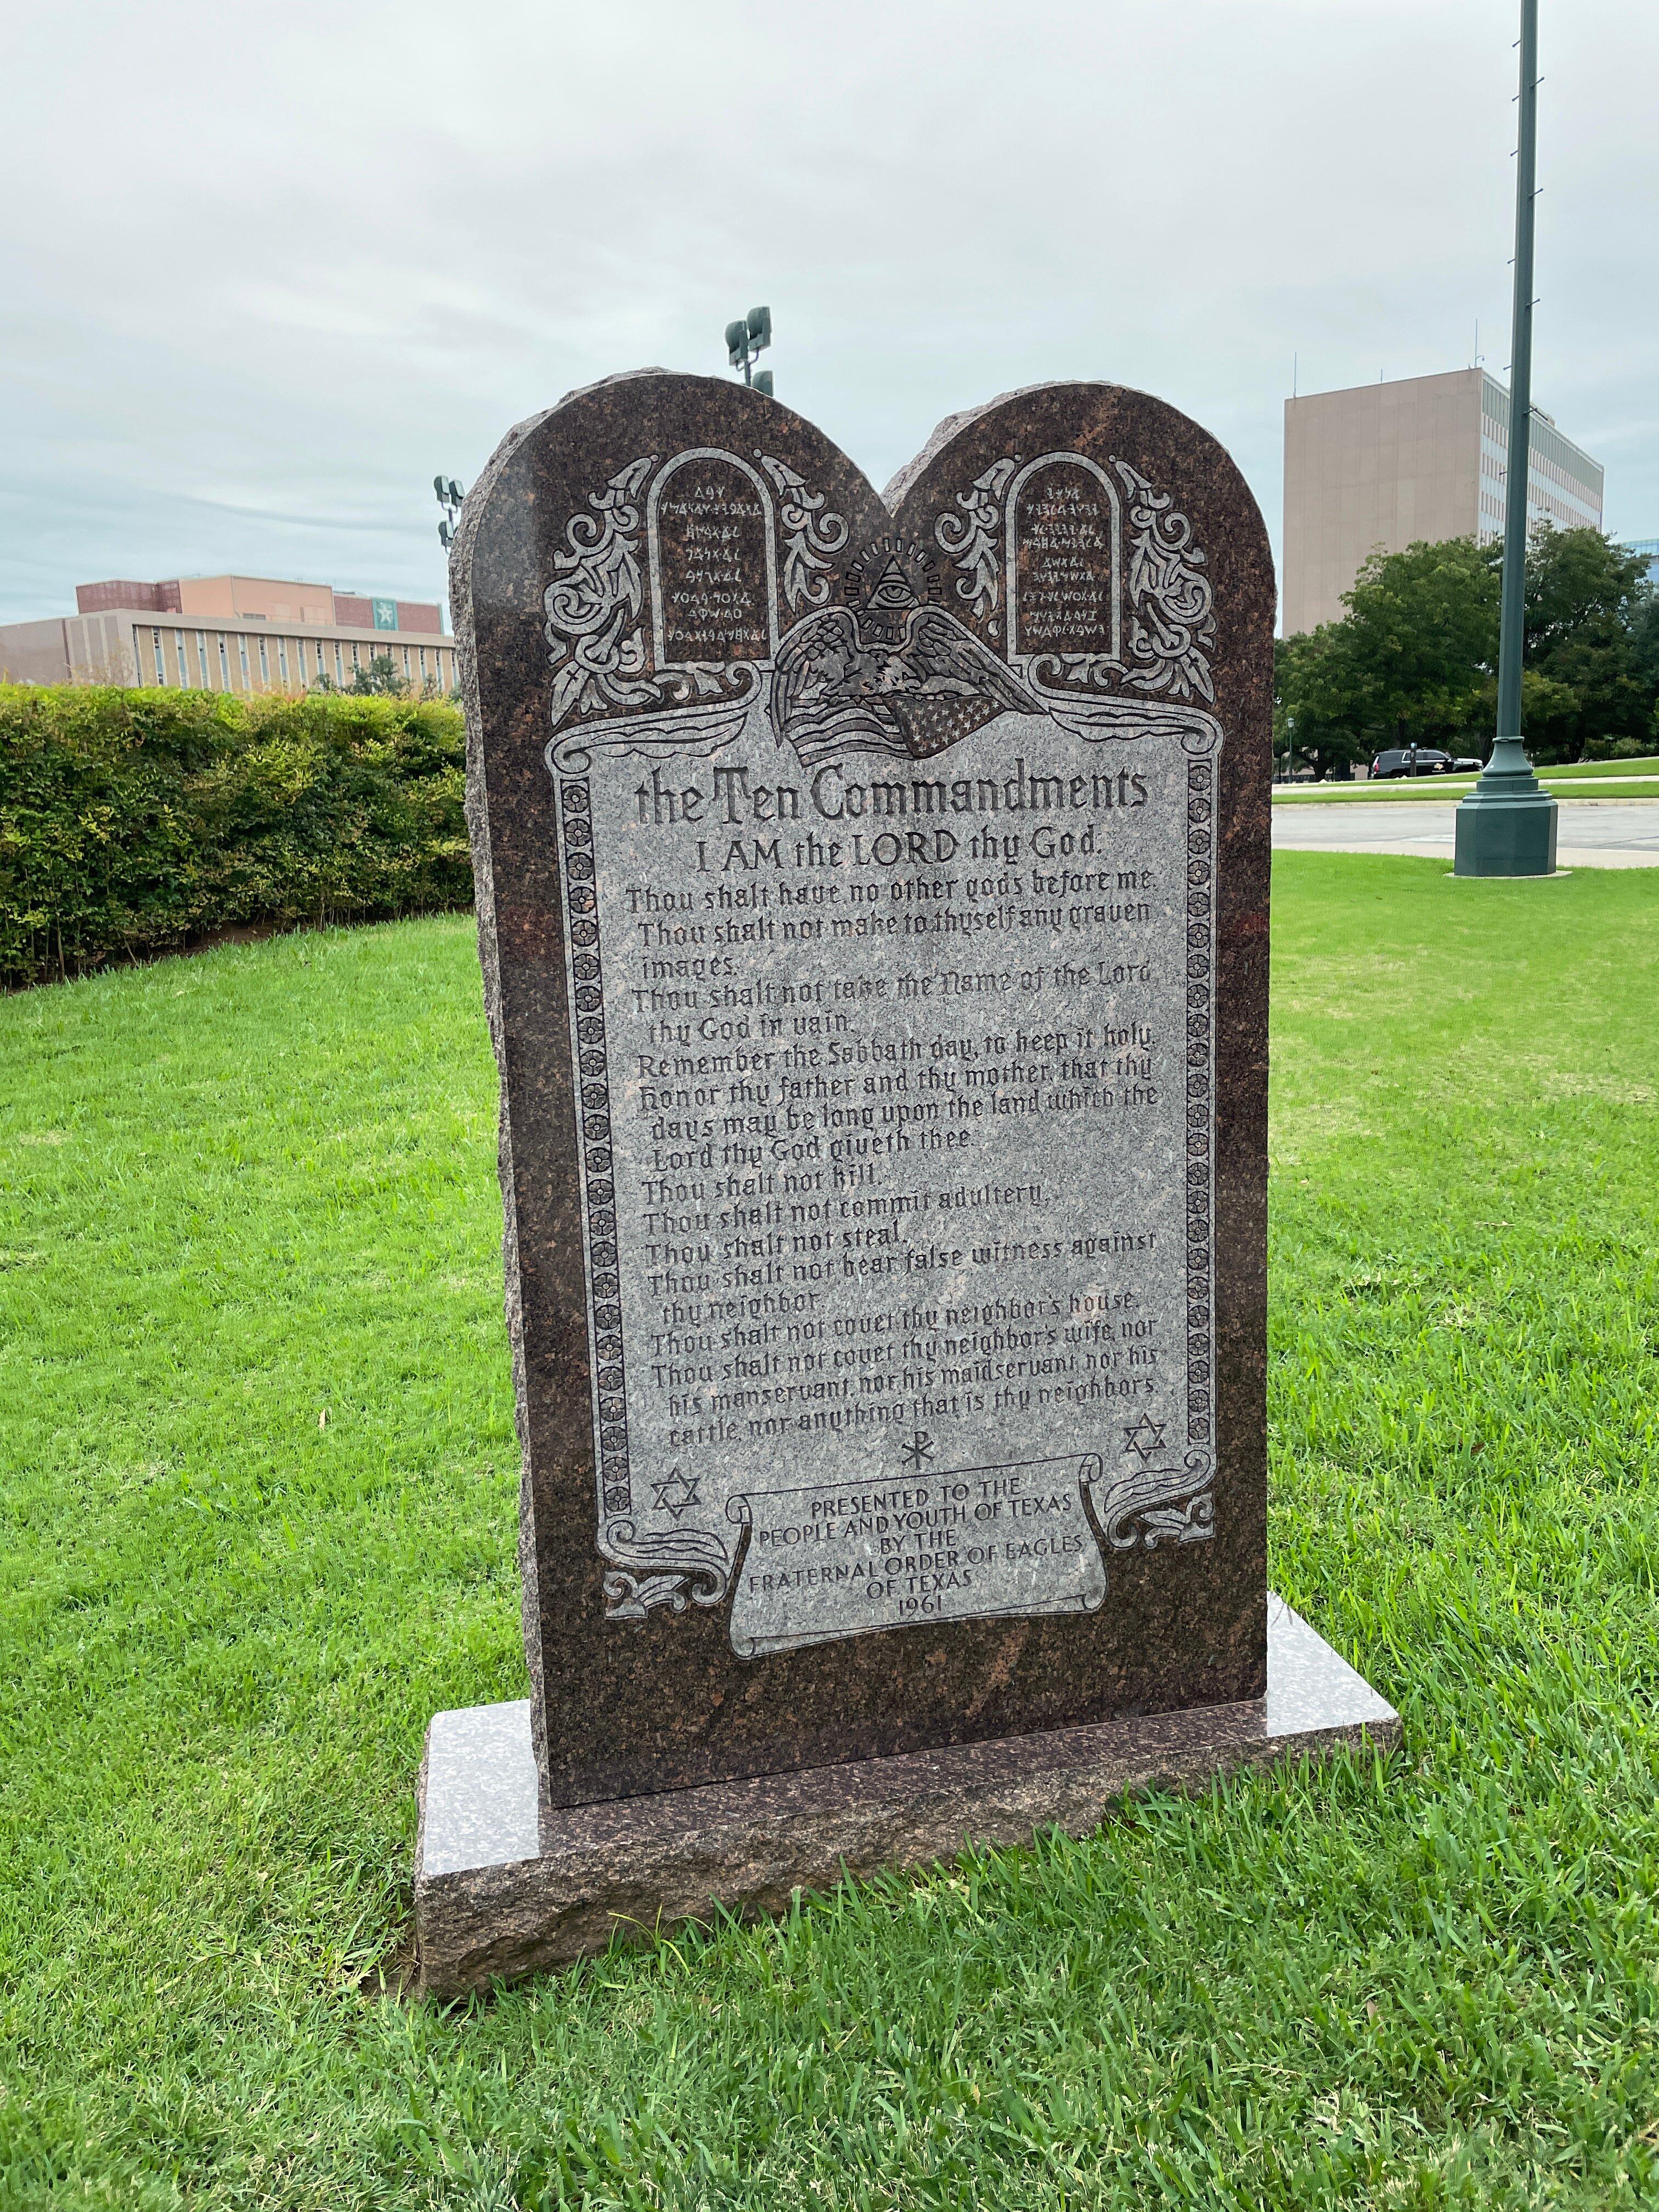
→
(454, 372, 1277, 1814)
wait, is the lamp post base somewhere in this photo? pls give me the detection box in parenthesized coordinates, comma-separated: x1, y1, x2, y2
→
(1453, 746, 1559, 877)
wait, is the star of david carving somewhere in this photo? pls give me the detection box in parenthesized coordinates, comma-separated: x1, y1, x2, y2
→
(1122, 1413, 1168, 1465)
(651, 1469, 701, 1521)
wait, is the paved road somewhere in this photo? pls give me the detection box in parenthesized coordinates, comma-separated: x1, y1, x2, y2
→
(1272, 799, 1659, 869)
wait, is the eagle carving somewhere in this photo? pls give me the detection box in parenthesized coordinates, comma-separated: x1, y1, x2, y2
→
(770, 537, 1043, 770)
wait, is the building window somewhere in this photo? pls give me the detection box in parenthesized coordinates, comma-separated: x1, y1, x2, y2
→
(238, 636, 251, 684)
(419, 647, 428, 682)
(334, 643, 343, 684)
(277, 639, 289, 684)
(402, 647, 411, 679)
(350, 642, 361, 672)
(176, 633, 190, 687)
(258, 637, 269, 684)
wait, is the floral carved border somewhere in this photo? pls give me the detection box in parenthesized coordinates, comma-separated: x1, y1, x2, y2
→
(1184, 754, 1217, 1463)
(1078, 731, 1218, 1551)
(931, 453, 1216, 704)
(555, 772, 732, 1622)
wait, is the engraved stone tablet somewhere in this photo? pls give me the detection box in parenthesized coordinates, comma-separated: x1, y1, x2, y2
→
(649, 452, 777, 668)
(1009, 453, 1120, 664)
(455, 374, 1273, 1815)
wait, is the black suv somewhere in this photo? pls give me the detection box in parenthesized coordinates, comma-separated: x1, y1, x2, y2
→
(1370, 746, 1483, 780)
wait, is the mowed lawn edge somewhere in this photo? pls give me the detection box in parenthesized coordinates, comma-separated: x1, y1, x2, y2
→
(1, 856, 1656, 2210)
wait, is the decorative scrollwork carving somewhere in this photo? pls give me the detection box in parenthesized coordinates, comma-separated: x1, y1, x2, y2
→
(1029, 651, 1119, 692)
(546, 668, 761, 776)
(547, 454, 777, 735)
(755, 454, 848, 612)
(1084, 1451, 1214, 1551)
(1136, 1492, 1215, 1547)
(934, 458, 1018, 626)
(1114, 459, 1216, 703)
(544, 455, 659, 730)
(600, 1520, 731, 1621)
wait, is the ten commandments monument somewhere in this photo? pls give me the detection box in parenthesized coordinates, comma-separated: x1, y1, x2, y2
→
(414, 374, 1397, 1993)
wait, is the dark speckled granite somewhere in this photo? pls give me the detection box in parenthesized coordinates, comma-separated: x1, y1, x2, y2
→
(450, 376, 1273, 1818)
(415, 1596, 1398, 1996)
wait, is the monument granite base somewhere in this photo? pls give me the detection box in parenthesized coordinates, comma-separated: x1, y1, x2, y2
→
(414, 1595, 1398, 1998)
(426, 374, 1390, 2001)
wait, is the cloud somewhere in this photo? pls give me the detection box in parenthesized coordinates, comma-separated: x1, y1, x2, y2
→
(3, 0, 1655, 621)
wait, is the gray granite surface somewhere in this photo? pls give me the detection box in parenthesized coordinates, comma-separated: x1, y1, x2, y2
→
(421, 1700, 539, 1877)
(414, 1594, 1398, 1996)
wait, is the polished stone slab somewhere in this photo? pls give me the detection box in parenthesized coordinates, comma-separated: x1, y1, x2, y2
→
(414, 1594, 1398, 1997)
(454, 374, 1275, 1815)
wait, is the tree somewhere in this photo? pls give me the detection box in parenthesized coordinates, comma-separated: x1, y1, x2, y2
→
(1521, 526, 1654, 762)
(1273, 627, 1364, 777)
(311, 653, 411, 699)
(1277, 526, 1659, 770)
(1631, 591, 1659, 696)
(1630, 593, 1659, 752)
(1443, 667, 1582, 761)
(1277, 537, 1500, 774)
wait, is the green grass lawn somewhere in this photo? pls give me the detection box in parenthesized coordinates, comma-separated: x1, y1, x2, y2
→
(3, 859, 1657, 2210)
(1529, 757, 1659, 781)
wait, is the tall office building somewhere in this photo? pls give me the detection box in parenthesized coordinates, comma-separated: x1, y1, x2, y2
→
(1282, 368, 1604, 636)
(0, 573, 458, 695)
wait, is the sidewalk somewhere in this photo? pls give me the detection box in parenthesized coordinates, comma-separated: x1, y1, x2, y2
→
(1271, 799, 1659, 870)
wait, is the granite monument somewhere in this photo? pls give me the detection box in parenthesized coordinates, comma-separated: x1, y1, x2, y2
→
(414, 374, 1397, 1994)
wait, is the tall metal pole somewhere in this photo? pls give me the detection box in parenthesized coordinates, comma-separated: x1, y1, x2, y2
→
(1496, 0, 1537, 749)
(1454, 0, 1558, 877)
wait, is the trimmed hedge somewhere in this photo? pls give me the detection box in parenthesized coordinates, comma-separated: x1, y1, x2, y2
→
(0, 685, 471, 986)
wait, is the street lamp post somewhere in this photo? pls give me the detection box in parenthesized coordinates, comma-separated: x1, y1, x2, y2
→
(1454, 0, 1558, 878)
(435, 476, 465, 554)
(434, 476, 465, 652)
(724, 306, 774, 396)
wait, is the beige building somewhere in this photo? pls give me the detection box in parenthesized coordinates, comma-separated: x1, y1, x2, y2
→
(0, 573, 458, 695)
(1282, 368, 1604, 636)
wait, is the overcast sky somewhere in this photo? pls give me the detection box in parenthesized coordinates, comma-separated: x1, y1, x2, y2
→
(4, 0, 1656, 627)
